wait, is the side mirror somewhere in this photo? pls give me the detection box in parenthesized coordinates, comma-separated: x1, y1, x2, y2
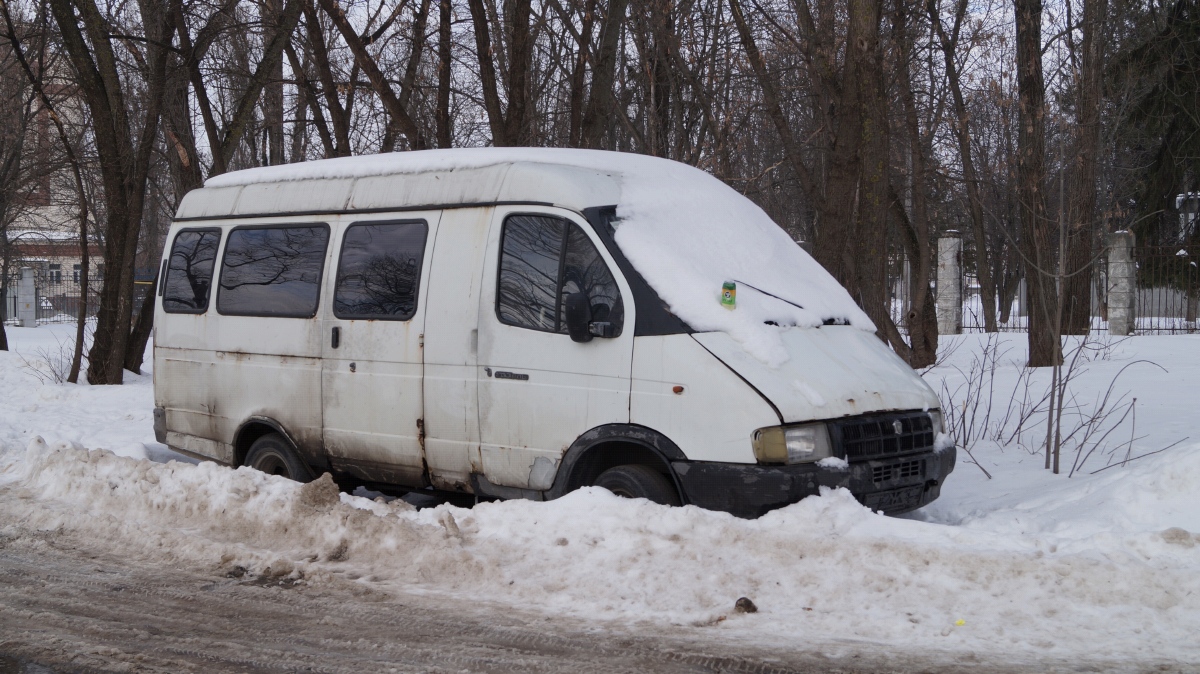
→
(564, 292, 593, 343)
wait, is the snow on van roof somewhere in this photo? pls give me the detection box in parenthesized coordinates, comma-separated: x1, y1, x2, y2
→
(204, 149, 874, 365)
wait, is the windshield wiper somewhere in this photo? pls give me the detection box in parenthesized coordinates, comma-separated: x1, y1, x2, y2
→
(733, 279, 806, 311)
(735, 279, 849, 327)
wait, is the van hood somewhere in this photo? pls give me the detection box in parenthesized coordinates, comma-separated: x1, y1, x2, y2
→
(692, 326, 940, 423)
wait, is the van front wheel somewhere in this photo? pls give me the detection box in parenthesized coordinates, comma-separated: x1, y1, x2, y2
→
(593, 465, 680, 506)
(245, 433, 313, 483)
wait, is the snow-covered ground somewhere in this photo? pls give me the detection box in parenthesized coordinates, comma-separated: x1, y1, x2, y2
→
(1, 324, 1198, 670)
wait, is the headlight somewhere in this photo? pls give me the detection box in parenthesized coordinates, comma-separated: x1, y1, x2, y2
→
(752, 423, 834, 464)
(928, 410, 944, 435)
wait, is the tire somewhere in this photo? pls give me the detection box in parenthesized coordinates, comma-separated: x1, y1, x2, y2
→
(244, 433, 313, 482)
(593, 464, 680, 506)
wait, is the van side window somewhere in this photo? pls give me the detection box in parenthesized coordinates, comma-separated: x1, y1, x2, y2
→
(497, 214, 623, 336)
(217, 224, 330, 318)
(162, 229, 221, 313)
(334, 221, 428, 320)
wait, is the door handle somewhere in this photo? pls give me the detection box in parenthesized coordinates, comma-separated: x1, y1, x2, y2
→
(331, 326, 340, 349)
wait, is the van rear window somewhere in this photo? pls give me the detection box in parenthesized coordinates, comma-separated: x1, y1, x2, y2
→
(217, 224, 330, 318)
(162, 229, 221, 313)
(333, 221, 428, 320)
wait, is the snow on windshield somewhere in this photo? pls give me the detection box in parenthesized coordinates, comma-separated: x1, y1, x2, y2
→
(205, 149, 874, 366)
(604, 156, 874, 366)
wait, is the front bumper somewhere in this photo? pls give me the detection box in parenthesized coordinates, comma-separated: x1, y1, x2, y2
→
(671, 446, 956, 519)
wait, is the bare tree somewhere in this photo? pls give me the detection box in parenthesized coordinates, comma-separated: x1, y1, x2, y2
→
(1, 0, 94, 380)
(1014, 0, 1060, 367)
(0, 9, 41, 352)
(318, 0, 430, 150)
(932, 0, 999, 333)
(728, 0, 937, 366)
(466, 0, 534, 146)
(45, 0, 174, 384)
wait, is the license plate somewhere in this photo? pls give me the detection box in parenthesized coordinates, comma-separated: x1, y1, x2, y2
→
(863, 485, 924, 511)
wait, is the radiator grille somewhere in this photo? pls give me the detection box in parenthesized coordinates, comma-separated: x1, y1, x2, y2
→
(836, 412, 935, 461)
(872, 459, 925, 484)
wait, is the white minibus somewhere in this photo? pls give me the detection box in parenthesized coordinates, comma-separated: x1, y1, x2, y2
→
(153, 148, 954, 517)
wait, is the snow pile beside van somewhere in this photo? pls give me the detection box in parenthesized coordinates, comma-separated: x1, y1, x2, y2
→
(4, 435, 1199, 666)
(203, 149, 873, 366)
(3, 326, 1200, 668)
(0, 328, 171, 463)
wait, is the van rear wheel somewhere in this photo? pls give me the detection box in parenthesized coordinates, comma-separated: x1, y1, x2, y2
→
(594, 465, 680, 506)
(245, 433, 313, 483)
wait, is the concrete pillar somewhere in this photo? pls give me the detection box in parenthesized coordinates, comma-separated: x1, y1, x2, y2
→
(937, 232, 962, 335)
(17, 267, 37, 327)
(1108, 230, 1136, 336)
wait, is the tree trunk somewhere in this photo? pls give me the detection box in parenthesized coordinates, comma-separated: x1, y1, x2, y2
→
(845, 0, 890, 340)
(1014, 0, 1060, 366)
(124, 273, 157, 374)
(66, 141, 91, 384)
(647, 0, 674, 158)
(467, 0, 509, 145)
(319, 0, 428, 150)
(892, 0, 937, 367)
(302, 0, 352, 157)
(0, 273, 7, 352)
(502, 0, 533, 145)
(580, 0, 629, 148)
(49, 0, 174, 384)
(1062, 0, 1108, 335)
(567, 0, 597, 147)
(731, 0, 920, 362)
(263, 0, 286, 165)
(437, 0, 453, 148)
(216, 0, 303, 171)
(0, 239, 10, 352)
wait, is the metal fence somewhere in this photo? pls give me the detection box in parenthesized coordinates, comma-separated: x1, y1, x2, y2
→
(1129, 243, 1200, 334)
(3, 268, 153, 326)
(4, 267, 98, 325)
(888, 236, 1200, 336)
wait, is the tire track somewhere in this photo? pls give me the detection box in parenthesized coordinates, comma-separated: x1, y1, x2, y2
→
(0, 533, 833, 673)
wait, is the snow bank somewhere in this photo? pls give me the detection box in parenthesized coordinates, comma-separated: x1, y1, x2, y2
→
(4, 437, 1198, 665)
(0, 325, 176, 463)
(917, 333, 1200, 543)
(4, 324, 1200, 667)
(204, 149, 873, 366)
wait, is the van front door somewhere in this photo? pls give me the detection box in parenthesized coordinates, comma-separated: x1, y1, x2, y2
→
(476, 208, 635, 491)
(320, 212, 441, 486)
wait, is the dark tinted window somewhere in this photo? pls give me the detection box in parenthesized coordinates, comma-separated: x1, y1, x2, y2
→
(497, 214, 623, 336)
(334, 221, 428, 320)
(217, 225, 330, 317)
(163, 229, 221, 313)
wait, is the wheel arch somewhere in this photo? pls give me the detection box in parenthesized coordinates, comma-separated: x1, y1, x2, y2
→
(544, 424, 688, 503)
(233, 417, 299, 468)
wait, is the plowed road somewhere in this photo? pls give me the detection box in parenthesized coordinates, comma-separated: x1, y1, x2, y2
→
(0, 510, 1169, 673)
